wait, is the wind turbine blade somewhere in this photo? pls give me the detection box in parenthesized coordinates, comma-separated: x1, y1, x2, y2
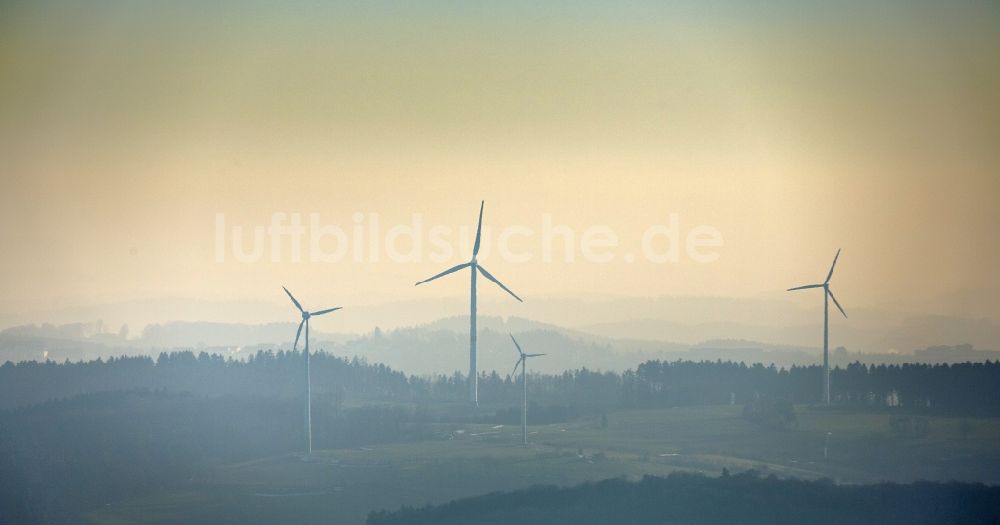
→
(828, 288, 847, 318)
(473, 200, 484, 257)
(283, 286, 304, 313)
(525, 353, 546, 357)
(509, 333, 524, 356)
(414, 262, 471, 286)
(477, 265, 523, 302)
(312, 307, 342, 316)
(509, 357, 523, 380)
(825, 249, 841, 284)
(293, 319, 304, 351)
(787, 284, 823, 291)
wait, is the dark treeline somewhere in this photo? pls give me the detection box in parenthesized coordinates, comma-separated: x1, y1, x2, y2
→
(3, 351, 1000, 414)
(0, 351, 413, 410)
(626, 360, 1000, 414)
(366, 471, 1000, 525)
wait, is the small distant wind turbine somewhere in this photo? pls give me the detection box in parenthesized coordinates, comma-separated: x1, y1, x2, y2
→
(787, 249, 847, 405)
(415, 201, 522, 406)
(508, 334, 545, 446)
(283, 286, 341, 455)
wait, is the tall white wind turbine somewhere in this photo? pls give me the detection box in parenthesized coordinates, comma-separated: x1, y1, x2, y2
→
(283, 286, 342, 455)
(415, 201, 523, 406)
(508, 334, 545, 445)
(787, 249, 847, 405)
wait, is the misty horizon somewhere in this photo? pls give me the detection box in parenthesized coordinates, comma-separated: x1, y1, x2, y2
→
(3, 2, 999, 523)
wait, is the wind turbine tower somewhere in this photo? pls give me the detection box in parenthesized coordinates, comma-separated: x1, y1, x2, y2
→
(508, 333, 545, 445)
(283, 286, 342, 454)
(415, 201, 522, 406)
(787, 249, 847, 405)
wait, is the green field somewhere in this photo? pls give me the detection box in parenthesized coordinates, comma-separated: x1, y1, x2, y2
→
(90, 405, 1000, 525)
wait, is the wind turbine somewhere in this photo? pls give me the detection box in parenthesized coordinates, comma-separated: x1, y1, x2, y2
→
(283, 286, 342, 455)
(508, 334, 545, 446)
(787, 249, 847, 405)
(415, 201, 522, 406)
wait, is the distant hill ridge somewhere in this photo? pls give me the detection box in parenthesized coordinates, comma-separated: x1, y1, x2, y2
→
(1, 317, 998, 374)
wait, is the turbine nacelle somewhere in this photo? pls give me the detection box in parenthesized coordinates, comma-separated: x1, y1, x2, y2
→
(413, 201, 523, 301)
(786, 249, 847, 318)
(283, 286, 342, 351)
(508, 333, 546, 380)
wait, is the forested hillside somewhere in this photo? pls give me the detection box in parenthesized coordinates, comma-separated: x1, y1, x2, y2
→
(367, 472, 1000, 525)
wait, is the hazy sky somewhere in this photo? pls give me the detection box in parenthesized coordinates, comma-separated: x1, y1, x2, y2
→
(2, 1, 999, 326)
